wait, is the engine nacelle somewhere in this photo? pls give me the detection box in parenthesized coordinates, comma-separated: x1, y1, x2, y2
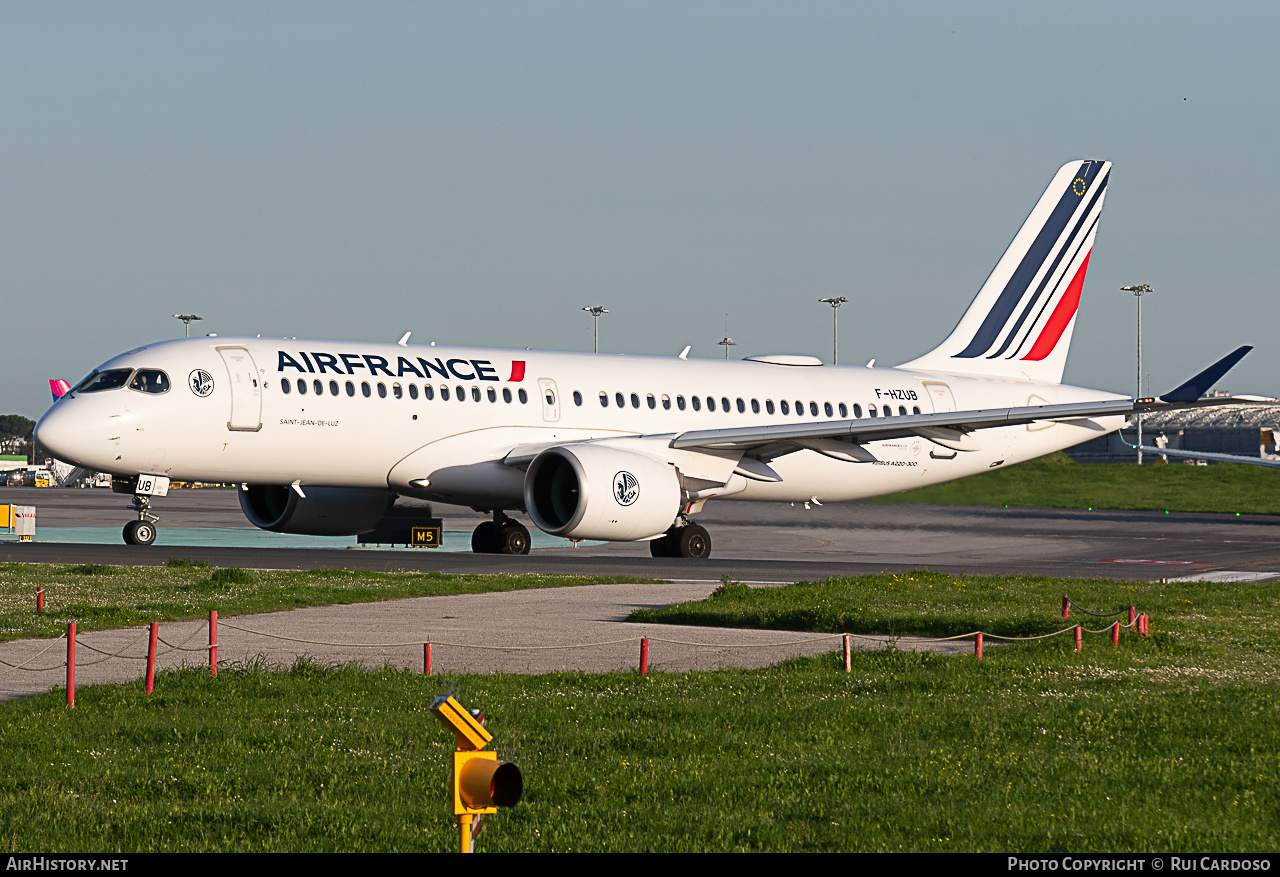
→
(524, 445, 681, 542)
(239, 485, 396, 536)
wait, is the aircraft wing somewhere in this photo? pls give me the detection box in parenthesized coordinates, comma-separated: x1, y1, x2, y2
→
(1136, 446, 1280, 470)
(669, 398, 1134, 460)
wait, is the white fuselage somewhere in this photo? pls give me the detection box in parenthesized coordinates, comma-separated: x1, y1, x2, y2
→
(37, 336, 1125, 512)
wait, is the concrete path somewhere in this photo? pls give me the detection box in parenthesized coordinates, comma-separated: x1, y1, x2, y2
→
(0, 582, 970, 700)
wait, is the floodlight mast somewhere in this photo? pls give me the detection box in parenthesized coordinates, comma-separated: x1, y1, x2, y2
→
(173, 314, 203, 338)
(1121, 284, 1153, 465)
(717, 314, 736, 359)
(582, 306, 608, 353)
(818, 296, 848, 364)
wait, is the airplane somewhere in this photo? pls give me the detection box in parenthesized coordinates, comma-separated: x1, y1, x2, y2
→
(33, 159, 1250, 555)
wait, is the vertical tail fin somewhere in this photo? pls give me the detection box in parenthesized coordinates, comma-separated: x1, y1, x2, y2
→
(899, 160, 1111, 384)
(49, 379, 70, 400)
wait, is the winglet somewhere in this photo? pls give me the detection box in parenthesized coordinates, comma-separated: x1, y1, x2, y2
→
(49, 379, 70, 400)
(1159, 346, 1252, 402)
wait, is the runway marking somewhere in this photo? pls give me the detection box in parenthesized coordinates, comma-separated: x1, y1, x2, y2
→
(1085, 558, 1203, 565)
(1160, 571, 1280, 583)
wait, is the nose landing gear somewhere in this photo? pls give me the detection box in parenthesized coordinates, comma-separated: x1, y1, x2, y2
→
(122, 495, 159, 545)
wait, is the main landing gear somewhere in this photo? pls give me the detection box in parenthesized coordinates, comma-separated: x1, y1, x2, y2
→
(122, 495, 158, 546)
(471, 512, 531, 555)
(649, 522, 712, 559)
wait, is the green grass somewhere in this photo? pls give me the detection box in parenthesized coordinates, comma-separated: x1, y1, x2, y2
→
(864, 451, 1280, 515)
(1, 569, 1276, 852)
(0, 563, 658, 642)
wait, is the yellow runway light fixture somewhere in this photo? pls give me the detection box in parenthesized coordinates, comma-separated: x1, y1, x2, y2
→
(430, 695, 524, 853)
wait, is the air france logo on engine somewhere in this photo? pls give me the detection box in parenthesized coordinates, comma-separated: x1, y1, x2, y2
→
(613, 471, 640, 507)
(189, 370, 214, 397)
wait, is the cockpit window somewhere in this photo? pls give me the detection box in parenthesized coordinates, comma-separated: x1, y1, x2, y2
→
(129, 370, 171, 395)
(74, 369, 133, 393)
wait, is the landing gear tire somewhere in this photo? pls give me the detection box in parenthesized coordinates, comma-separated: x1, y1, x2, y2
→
(649, 531, 676, 558)
(471, 521, 498, 554)
(498, 522, 531, 555)
(123, 520, 157, 546)
(677, 524, 711, 559)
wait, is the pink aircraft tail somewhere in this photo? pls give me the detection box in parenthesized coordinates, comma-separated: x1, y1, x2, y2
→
(49, 379, 70, 400)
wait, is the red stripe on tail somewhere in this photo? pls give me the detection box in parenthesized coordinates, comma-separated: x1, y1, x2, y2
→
(1022, 250, 1091, 362)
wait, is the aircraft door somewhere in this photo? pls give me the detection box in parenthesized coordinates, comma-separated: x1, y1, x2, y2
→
(217, 346, 263, 431)
(921, 380, 957, 459)
(537, 378, 560, 423)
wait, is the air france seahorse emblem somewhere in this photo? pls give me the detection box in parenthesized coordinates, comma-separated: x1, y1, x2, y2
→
(189, 369, 214, 397)
(613, 470, 639, 506)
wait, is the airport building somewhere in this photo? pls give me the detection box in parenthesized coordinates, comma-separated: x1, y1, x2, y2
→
(1065, 399, 1280, 464)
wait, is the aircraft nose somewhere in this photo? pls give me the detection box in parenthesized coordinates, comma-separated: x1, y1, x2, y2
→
(35, 400, 113, 470)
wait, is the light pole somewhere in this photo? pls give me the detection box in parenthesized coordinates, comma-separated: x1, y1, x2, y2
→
(819, 296, 848, 364)
(1121, 285, 1153, 464)
(718, 315, 736, 359)
(173, 314, 203, 337)
(582, 306, 608, 353)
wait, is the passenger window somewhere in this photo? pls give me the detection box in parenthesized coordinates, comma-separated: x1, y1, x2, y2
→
(128, 370, 171, 394)
(795, 400, 803, 415)
(362, 382, 371, 398)
(662, 395, 671, 410)
(899, 405, 907, 416)
(573, 391, 582, 406)
(692, 396, 701, 411)
(869, 405, 877, 417)
(409, 384, 419, 400)
(913, 406, 921, 415)
(630, 393, 640, 408)
(314, 379, 324, 395)
(736, 398, 745, 413)
(544, 389, 553, 405)
(615, 392, 624, 408)
(824, 402, 833, 417)
(706, 397, 716, 412)
(378, 383, 387, 399)
(456, 385, 466, 401)
(751, 399, 759, 414)
(392, 383, 403, 399)
(473, 387, 482, 402)
(599, 391, 608, 407)
(503, 388, 512, 403)
(853, 404, 862, 418)
(839, 403, 847, 417)
(282, 379, 292, 395)
(677, 395, 686, 410)
(346, 381, 355, 397)
(647, 394, 656, 409)
(297, 379, 307, 395)
(424, 385, 434, 400)
(489, 387, 498, 402)
(722, 397, 731, 412)
(766, 400, 775, 414)
(330, 380, 340, 396)
(780, 400, 789, 415)
(518, 389, 528, 403)
(440, 386, 449, 401)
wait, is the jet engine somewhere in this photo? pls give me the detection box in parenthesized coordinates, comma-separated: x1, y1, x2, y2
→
(524, 444, 681, 542)
(238, 485, 396, 536)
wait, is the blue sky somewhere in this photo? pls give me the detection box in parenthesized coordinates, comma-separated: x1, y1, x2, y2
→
(3, 2, 1277, 418)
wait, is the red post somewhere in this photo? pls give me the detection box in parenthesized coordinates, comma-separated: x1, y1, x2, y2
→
(145, 622, 158, 694)
(66, 622, 75, 708)
(424, 642, 433, 676)
(639, 638, 649, 675)
(209, 610, 218, 677)
(1062, 595, 1070, 619)
(36, 587, 44, 612)
(1074, 625, 1082, 653)
(975, 632, 984, 662)
(1142, 614, 1149, 636)
(842, 634, 851, 672)
(1129, 605, 1136, 627)
(1112, 621, 1120, 647)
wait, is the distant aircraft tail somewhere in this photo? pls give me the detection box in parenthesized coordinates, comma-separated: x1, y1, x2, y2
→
(49, 379, 70, 400)
(899, 160, 1111, 384)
